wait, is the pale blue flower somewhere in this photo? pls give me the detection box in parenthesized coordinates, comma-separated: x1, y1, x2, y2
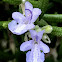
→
(8, 1, 41, 35)
(20, 30, 50, 62)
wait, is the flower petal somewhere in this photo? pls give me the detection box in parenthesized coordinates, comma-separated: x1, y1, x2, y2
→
(25, 9, 32, 20)
(33, 8, 41, 15)
(30, 30, 44, 41)
(31, 44, 41, 62)
(26, 51, 31, 62)
(20, 40, 33, 51)
(27, 24, 35, 30)
(13, 24, 27, 35)
(30, 30, 37, 40)
(25, 1, 33, 20)
(8, 20, 35, 35)
(39, 41, 50, 53)
(40, 52, 45, 62)
(31, 8, 41, 23)
(27, 44, 44, 62)
(8, 22, 28, 35)
(25, 1, 33, 11)
(37, 30, 45, 40)
(12, 12, 25, 23)
(8, 20, 17, 32)
(14, 24, 35, 35)
(15, 23, 35, 35)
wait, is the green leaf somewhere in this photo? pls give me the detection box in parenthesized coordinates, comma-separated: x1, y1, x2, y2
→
(43, 14, 62, 23)
(36, 19, 48, 26)
(38, 0, 49, 16)
(27, 0, 35, 1)
(28, 1, 42, 8)
(51, 32, 62, 37)
(51, 26, 62, 36)
(52, 26, 62, 32)
(2, 0, 41, 7)
(3, 0, 21, 5)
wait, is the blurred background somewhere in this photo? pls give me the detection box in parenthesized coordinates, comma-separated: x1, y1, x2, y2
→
(0, 0, 62, 62)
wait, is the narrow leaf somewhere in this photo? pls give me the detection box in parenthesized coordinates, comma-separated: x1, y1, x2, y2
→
(43, 14, 62, 23)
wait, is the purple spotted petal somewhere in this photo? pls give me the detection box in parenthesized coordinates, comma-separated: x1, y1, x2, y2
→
(25, 1, 33, 21)
(31, 8, 41, 23)
(31, 44, 43, 62)
(25, 1, 33, 12)
(39, 41, 50, 53)
(37, 30, 45, 40)
(25, 9, 32, 21)
(26, 44, 44, 62)
(30, 30, 37, 40)
(12, 12, 25, 23)
(20, 40, 33, 51)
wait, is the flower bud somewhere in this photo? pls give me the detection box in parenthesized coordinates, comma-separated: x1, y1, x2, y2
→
(42, 34, 51, 43)
(41, 25, 53, 33)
